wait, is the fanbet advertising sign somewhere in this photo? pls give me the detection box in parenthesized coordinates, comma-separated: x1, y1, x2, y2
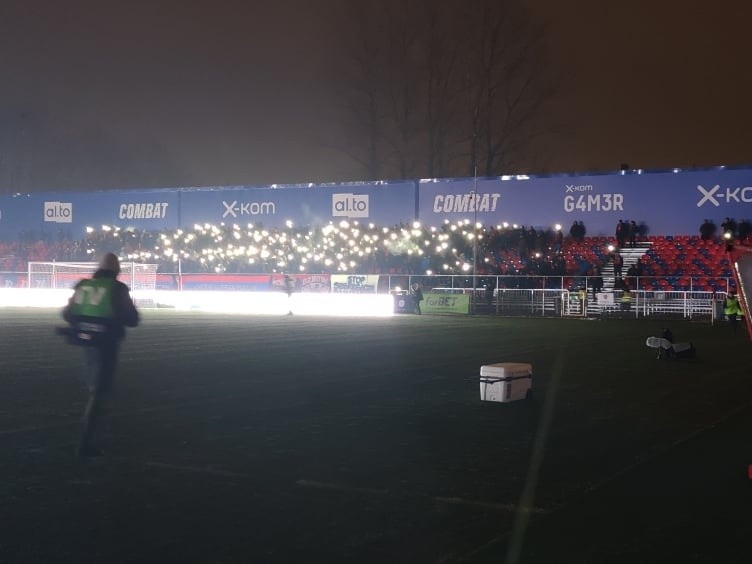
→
(422, 292, 470, 315)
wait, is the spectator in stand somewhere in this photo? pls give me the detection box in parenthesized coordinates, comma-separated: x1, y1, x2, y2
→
(626, 263, 640, 289)
(738, 219, 751, 242)
(552, 254, 566, 276)
(612, 251, 624, 279)
(615, 220, 626, 248)
(699, 219, 716, 241)
(569, 220, 586, 243)
(590, 264, 603, 296)
(526, 226, 537, 253)
(553, 228, 563, 253)
(721, 217, 737, 239)
(629, 220, 639, 247)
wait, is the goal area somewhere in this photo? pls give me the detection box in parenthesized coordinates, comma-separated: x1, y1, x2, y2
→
(28, 261, 158, 292)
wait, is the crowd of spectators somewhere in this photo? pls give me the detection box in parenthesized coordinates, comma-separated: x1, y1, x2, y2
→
(1, 218, 745, 289)
(700, 217, 752, 241)
(0, 221, 582, 281)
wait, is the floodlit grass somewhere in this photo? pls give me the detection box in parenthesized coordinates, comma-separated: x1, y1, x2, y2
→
(1, 309, 751, 563)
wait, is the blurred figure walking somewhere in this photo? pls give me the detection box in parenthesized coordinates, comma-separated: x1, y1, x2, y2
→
(62, 253, 139, 459)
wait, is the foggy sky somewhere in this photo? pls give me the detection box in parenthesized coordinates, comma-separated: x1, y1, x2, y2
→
(1, 0, 751, 192)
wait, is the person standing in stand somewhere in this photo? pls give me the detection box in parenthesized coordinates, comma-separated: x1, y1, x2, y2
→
(612, 251, 623, 279)
(62, 253, 140, 459)
(615, 220, 626, 248)
(629, 220, 639, 248)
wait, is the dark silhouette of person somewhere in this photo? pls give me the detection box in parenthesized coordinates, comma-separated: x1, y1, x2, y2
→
(612, 252, 623, 279)
(721, 217, 737, 239)
(615, 220, 626, 248)
(284, 274, 295, 315)
(591, 264, 603, 295)
(485, 279, 496, 312)
(699, 219, 716, 241)
(410, 282, 424, 314)
(629, 220, 639, 247)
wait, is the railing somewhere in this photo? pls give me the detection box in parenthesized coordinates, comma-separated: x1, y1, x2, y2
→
(0, 270, 733, 322)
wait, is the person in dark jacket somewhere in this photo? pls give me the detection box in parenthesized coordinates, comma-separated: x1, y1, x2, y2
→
(410, 282, 424, 315)
(62, 253, 140, 458)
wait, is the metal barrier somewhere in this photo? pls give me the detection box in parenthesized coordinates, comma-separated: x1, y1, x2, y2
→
(0, 269, 731, 322)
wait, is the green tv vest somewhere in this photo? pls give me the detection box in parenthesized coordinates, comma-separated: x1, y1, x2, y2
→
(70, 278, 115, 319)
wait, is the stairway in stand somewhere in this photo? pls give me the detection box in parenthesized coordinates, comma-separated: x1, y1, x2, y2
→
(601, 242, 652, 290)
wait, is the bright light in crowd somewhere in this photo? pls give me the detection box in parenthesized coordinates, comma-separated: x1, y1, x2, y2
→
(412, 221, 421, 229)
(286, 220, 293, 228)
(86, 226, 94, 233)
(462, 263, 471, 272)
(555, 224, 562, 231)
(102, 225, 111, 232)
(607, 244, 615, 252)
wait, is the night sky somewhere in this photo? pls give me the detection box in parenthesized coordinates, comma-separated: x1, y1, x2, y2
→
(1, 0, 750, 192)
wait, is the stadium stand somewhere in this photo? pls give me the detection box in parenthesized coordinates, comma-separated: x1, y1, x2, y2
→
(0, 226, 743, 292)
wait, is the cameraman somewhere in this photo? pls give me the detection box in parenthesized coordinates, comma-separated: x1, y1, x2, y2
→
(62, 253, 139, 458)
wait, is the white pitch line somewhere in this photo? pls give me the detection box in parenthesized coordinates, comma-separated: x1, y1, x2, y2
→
(295, 479, 388, 496)
(296, 479, 538, 513)
(144, 461, 251, 478)
(0, 423, 76, 436)
(454, 392, 752, 564)
(433, 496, 545, 514)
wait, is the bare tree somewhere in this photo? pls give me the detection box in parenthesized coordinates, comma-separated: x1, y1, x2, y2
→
(460, 0, 555, 176)
(334, 3, 389, 180)
(334, 0, 556, 180)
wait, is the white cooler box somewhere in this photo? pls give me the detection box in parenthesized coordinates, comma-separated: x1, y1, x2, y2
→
(479, 362, 533, 402)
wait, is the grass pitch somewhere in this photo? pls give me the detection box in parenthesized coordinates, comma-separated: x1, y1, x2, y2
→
(1, 309, 751, 563)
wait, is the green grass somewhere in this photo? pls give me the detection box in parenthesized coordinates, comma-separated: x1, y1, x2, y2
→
(0, 309, 751, 563)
